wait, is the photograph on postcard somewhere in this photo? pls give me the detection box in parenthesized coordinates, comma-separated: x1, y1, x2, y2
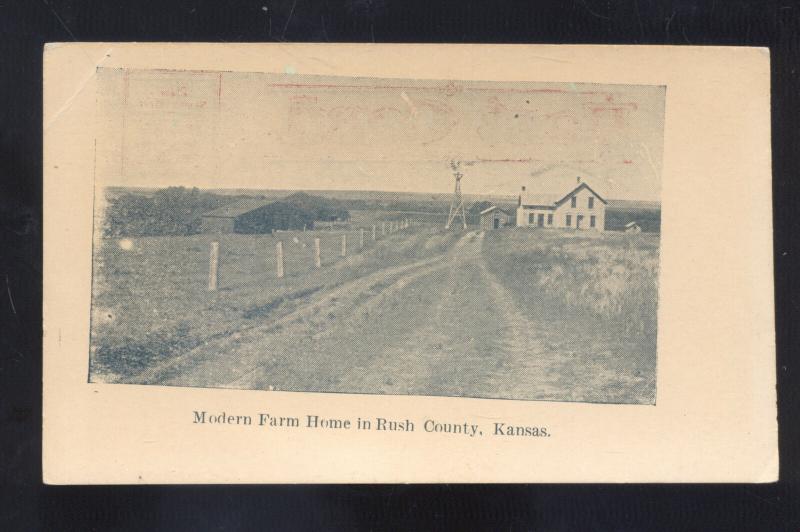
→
(88, 68, 665, 405)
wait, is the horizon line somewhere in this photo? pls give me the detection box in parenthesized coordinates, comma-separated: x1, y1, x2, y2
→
(101, 184, 662, 204)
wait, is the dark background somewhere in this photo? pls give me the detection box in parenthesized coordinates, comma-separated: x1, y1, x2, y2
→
(2, 0, 798, 530)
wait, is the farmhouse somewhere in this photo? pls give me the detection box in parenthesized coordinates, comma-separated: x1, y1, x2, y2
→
(201, 199, 316, 234)
(479, 206, 512, 230)
(516, 167, 607, 231)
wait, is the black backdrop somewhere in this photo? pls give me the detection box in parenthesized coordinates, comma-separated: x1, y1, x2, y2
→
(2, 1, 798, 530)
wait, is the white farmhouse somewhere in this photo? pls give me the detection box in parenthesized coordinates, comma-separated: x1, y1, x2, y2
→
(516, 167, 607, 231)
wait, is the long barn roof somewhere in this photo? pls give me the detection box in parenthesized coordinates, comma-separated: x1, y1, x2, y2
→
(202, 198, 273, 218)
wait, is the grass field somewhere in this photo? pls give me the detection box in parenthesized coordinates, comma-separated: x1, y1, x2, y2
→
(90, 223, 659, 404)
(89, 225, 459, 382)
(482, 229, 659, 403)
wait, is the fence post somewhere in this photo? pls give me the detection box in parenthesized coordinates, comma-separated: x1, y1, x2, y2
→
(208, 241, 219, 291)
(372, 224, 376, 241)
(382, 222, 386, 236)
(276, 241, 284, 278)
(359, 228, 364, 249)
(314, 237, 321, 268)
(341, 234, 347, 257)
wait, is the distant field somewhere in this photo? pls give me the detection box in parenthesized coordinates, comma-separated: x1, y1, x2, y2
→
(482, 229, 659, 403)
(105, 186, 517, 206)
(348, 209, 448, 226)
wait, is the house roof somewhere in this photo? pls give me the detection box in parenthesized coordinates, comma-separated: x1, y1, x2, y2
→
(479, 205, 509, 216)
(202, 198, 273, 218)
(520, 166, 608, 208)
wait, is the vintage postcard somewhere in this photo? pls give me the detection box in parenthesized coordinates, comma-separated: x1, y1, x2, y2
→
(89, 69, 663, 405)
(44, 44, 776, 483)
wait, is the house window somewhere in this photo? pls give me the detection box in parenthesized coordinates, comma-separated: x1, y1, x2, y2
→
(529, 213, 535, 224)
(588, 197, 594, 209)
(570, 196, 577, 208)
(537, 213, 544, 226)
(590, 215, 596, 228)
(566, 214, 572, 227)
(547, 214, 553, 225)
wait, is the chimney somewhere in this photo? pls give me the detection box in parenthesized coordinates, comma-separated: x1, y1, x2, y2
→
(576, 176, 581, 183)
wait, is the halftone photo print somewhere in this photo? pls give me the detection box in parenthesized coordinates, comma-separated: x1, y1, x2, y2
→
(89, 69, 664, 405)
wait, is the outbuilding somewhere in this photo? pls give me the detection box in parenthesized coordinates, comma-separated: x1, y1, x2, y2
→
(624, 221, 642, 233)
(201, 199, 314, 234)
(479, 206, 511, 230)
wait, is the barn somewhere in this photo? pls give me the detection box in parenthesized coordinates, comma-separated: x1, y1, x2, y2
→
(201, 199, 315, 234)
(516, 167, 607, 231)
(479, 206, 511, 230)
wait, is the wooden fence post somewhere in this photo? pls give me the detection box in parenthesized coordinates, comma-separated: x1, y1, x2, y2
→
(372, 224, 376, 241)
(208, 241, 219, 291)
(382, 222, 386, 236)
(359, 228, 364, 249)
(341, 234, 347, 257)
(314, 237, 321, 268)
(276, 241, 284, 278)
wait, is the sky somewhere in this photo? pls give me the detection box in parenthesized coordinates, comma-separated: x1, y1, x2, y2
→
(96, 69, 665, 201)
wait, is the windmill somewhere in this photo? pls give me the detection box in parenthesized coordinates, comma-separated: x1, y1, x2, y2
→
(444, 160, 467, 230)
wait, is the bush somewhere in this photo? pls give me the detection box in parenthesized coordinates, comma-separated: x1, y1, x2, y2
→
(103, 187, 235, 237)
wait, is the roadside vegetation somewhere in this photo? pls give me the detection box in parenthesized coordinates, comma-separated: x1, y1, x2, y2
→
(482, 229, 659, 402)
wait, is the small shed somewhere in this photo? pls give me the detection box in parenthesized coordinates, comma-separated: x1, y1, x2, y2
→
(625, 221, 642, 233)
(479, 206, 511, 230)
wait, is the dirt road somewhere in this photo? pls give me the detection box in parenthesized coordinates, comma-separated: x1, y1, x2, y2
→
(142, 231, 652, 403)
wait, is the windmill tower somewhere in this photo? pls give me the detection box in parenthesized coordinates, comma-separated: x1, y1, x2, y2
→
(445, 160, 467, 230)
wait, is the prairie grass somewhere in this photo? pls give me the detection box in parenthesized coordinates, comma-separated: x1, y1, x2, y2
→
(484, 229, 659, 337)
(483, 229, 659, 402)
